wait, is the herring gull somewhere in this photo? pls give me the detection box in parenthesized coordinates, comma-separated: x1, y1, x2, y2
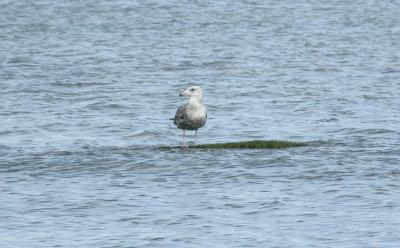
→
(174, 86, 207, 147)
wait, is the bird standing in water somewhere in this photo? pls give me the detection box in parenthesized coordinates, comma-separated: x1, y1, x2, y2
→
(174, 86, 207, 147)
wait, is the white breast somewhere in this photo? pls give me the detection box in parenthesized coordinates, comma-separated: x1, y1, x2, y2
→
(187, 104, 206, 121)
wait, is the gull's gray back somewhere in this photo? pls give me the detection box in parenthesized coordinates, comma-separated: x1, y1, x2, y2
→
(174, 103, 207, 130)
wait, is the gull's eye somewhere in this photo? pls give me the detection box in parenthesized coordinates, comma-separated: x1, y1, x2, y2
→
(191, 88, 195, 91)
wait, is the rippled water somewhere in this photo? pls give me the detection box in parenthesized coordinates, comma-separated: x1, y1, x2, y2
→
(1, 1, 400, 247)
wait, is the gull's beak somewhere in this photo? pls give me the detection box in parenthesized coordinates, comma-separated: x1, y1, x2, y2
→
(179, 91, 188, 97)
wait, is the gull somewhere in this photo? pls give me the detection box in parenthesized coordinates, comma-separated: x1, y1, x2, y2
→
(174, 86, 207, 147)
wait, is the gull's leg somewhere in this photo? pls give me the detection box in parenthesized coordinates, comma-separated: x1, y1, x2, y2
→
(182, 130, 185, 147)
(195, 129, 198, 145)
(182, 130, 189, 148)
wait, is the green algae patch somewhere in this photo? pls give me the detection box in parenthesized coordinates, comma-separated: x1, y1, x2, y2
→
(159, 140, 308, 149)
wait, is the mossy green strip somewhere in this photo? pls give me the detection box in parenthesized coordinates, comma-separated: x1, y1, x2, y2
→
(159, 140, 308, 149)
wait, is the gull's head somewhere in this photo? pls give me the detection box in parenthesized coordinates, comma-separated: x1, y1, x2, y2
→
(179, 86, 203, 99)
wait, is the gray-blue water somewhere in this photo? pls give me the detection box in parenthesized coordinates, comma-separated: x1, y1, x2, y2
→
(1, 1, 400, 247)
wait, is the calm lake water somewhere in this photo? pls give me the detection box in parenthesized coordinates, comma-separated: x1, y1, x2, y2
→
(1, 0, 399, 247)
